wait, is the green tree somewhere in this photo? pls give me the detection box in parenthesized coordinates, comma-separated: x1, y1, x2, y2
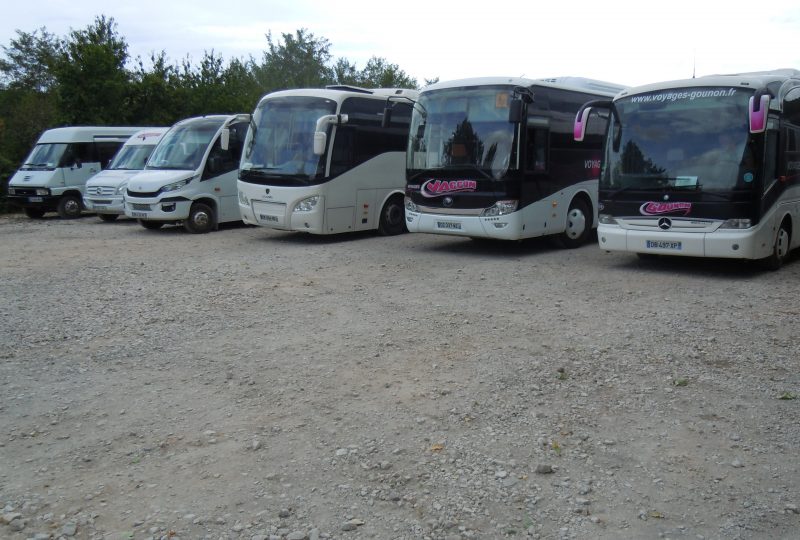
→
(129, 51, 185, 125)
(0, 27, 62, 91)
(255, 29, 334, 91)
(357, 56, 417, 89)
(54, 15, 131, 124)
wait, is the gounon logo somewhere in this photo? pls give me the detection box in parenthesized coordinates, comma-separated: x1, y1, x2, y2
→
(421, 178, 477, 198)
(640, 201, 692, 216)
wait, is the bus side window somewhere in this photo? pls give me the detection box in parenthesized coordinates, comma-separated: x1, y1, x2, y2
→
(526, 127, 548, 173)
(763, 130, 779, 192)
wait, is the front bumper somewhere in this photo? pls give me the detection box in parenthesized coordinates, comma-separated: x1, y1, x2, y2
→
(6, 193, 60, 211)
(84, 195, 125, 215)
(597, 223, 762, 259)
(124, 195, 192, 222)
(405, 210, 523, 240)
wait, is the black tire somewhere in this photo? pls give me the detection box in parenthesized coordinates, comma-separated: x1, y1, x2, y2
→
(98, 214, 118, 222)
(378, 196, 406, 236)
(56, 194, 83, 219)
(558, 197, 592, 248)
(139, 219, 164, 230)
(24, 208, 46, 219)
(760, 221, 791, 271)
(184, 202, 214, 234)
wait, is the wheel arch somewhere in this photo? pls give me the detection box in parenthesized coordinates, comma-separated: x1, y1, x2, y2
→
(189, 196, 219, 229)
(569, 189, 596, 228)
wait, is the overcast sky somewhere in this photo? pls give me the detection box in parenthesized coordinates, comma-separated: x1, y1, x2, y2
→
(2, 0, 800, 88)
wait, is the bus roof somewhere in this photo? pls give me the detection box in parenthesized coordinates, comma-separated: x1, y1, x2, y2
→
(258, 86, 419, 104)
(616, 69, 800, 101)
(37, 126, 145, 144)
(421, 76, 625, 98)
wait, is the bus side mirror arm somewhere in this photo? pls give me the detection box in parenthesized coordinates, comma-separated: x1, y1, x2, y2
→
(314, 114, 349, 155)
(749, 89, 772, 133)
(573, 100, 613, 142)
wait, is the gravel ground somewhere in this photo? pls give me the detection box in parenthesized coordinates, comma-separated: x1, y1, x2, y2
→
(0, 213, 798, 540)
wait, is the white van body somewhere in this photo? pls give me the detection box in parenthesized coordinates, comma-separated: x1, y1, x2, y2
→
(83, 128, 169, 221)
(123, 114, 250, 233)
(7, 126, 149, 219)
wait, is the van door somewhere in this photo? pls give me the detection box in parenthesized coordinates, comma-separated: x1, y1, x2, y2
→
(60, 142, 100, 190)
(201, 122, 247, 223)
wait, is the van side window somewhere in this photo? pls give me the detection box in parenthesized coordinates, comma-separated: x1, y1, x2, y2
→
(202, 138, 238, 180)
(59, 143, 94, 167)
(95, 142, 123, 169)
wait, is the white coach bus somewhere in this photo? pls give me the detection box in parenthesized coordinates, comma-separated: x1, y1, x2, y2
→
(7, 126, 144, 218)
(237, 86, 418, 235)
(124, 114, 250, 233)
(574, 69, 800, 269)
(84, 127, 168, 221)
(403, 77, 625, 246)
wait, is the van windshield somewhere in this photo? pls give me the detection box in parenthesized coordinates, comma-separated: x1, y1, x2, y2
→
(21, 143, 68, 171)
(147, 119, 223, 171)
(108, 144, 155, 170)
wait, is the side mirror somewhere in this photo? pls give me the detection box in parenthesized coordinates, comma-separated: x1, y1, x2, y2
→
(749, 92, 770, 133)
(220, 128, 230, 150)
(508, 99, 524, 123)
(382, 107, 392, 128)
(313, 132, 327, 155)
(574, 107, 592, 142)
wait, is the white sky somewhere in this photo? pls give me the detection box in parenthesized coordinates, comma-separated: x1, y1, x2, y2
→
(2, 0, 800, 88)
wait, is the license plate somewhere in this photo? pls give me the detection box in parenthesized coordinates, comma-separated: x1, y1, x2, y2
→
(437, 221, 462, 230)
(646, 240, 682, 250)
(29, 196, 43, 203)
(94, 205, 107, 210)
(131, 211, 148, 218)
(259, 214, 279, 222)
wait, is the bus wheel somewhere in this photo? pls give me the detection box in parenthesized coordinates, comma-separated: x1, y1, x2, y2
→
(139, 220, 163, 230)
(558, 198, 591, 248)
(24, 208, 45, 219)
(184, 202, 214, 234)
(98, 214, 118, 222)
(57, 194, 83, 219)
(761, 222, 791, 271)
(378, 197, 406, 236)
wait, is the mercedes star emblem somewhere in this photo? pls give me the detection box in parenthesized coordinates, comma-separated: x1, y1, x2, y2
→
(658, 217, 672, 230)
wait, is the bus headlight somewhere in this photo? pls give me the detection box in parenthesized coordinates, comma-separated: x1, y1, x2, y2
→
(480, 200, 518, 217)
(238, 190, 249, 205)
(598, 213, 618, 225)
(404, 196, 417, 212)
(719, 218, 752, 229)
(159, 178, 191, 194)
(293, 195, 319, 213)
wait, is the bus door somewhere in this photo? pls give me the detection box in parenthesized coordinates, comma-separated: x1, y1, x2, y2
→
(520, 116, 553, 235)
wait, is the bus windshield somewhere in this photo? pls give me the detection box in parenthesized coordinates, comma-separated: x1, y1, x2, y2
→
(147, 119, 223, 171)
(108, 144, 154, 170)
(241, 96, 336, 181)
(408, 85, 516, 180)
(21, 143, 68, 170)
(604, 87, 756, 192)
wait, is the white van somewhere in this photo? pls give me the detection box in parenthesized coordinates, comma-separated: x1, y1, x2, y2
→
(7, 126, 148, 218)
(124, 114, 250, 233)
(83, 128, 169, 221)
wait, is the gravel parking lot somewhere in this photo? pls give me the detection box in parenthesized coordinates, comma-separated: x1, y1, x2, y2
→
(1, 213, 798, 540)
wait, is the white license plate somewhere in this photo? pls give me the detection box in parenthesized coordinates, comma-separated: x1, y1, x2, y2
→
(437, 221, 462, 230)
(29, 196, 43, 203)
(94, 205, 107, 210)
(646, 240, 682, 250)
(259, 214, 279, 222)
(131, 211, 148, 218)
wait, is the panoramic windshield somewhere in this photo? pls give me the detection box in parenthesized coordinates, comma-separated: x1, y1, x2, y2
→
(408, 85, 516, 180)
(147, 119, 222, 170)
(604, 87, 756, 192)
(241, 96, 336, 180)
(22, 143, 68, 170)
(108, 144, 154, 170)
